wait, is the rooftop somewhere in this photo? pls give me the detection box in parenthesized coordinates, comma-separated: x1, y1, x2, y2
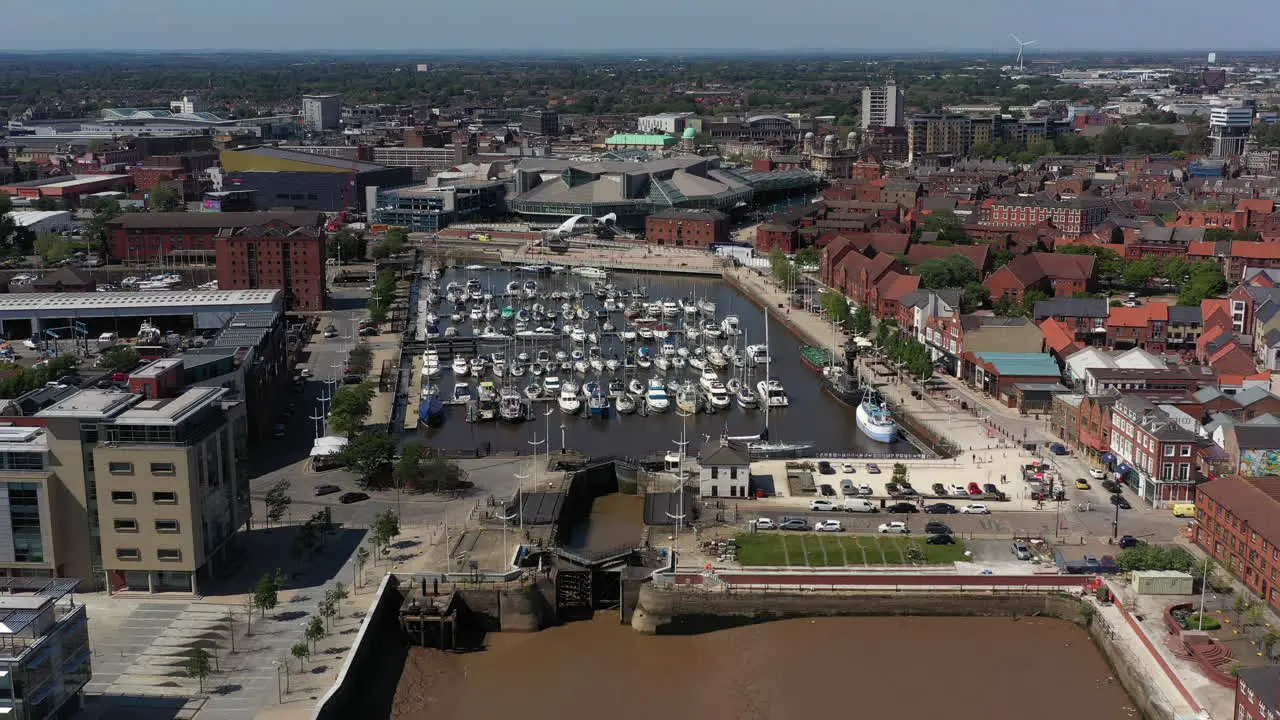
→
(0, 289, 281, 315)
(36, 390, 141, 419)
(131, 358, 184, 379)
(970, 352, 1061, 377)
(114, 386, 227, 426)
(109, 210, 322, 230)
(0, 426, 48, 452)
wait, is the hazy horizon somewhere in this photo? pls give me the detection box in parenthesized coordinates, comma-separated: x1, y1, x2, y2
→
(1, 0, 1277, 54)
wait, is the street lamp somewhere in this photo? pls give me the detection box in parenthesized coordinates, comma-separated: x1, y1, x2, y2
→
(513, 470, 528, 536)
(497, 508, 518, 571)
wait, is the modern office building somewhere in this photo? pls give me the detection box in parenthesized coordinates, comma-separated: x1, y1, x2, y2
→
(1209, 105, 1254, 158)
(371, 182, 507, 233)
(520, 110, 559, 136)
(0, 577, 89, 720)
(638, 112, 695, 135)
(302, 94, 342, 131)
(861, 81, 905, 131)
(36, 386, 249, 594)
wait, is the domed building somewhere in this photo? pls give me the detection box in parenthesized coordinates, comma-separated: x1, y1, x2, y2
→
(679, 126, 698, 150)
(804, 130, 863, 179)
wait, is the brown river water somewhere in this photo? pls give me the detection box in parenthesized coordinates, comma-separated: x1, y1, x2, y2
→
(392, 615, 1139, 720)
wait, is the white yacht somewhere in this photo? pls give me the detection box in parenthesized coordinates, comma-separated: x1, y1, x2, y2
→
(645, 378, 670, 413)
(452, 357, 469, 377)
(746, 344, 771, 366)
(707, 380, 732, 411)
(423, 350, 441, 378)
(698, 368, 720, 393)
(558, 384, 582, 414)
(721, 314, 741, 336)
(756, 377, 789, 408)
(676, 383, 698, 414)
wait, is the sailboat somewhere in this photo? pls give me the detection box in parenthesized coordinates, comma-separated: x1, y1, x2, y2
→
(729, 310, 810, 457)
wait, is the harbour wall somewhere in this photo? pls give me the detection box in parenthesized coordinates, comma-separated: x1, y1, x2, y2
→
(631, 582, 1178, 720)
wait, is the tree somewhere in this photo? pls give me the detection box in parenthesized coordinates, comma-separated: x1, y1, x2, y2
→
(96, 345, 140, 373)
(794, 246, 821, 267)
(960, 283, 990, 314)
(0, 195, 14, 249)
(329, 382, 375, 436)
(370, 243, 391, 260)
(186, 647, 212, 693)
(149, 186, 183, 211)
(34, 232, 73, 264)
(1117, 544, 1195, 572)
(83, 196, 122, 254)
(354, 546, 370, 588)
(768, 249, 797, 286)
(341, 431, 397, 486)
(347, 344, 374, 375)
(253, 571, 282, 617)
(921, 210, 970, 244)
(874, 319, 897, 348)
(305, 615, 325, 651)
(1178, 262, 1227, 307)
(1122, 256, 1161, 290)
(371, 509, 400, 557)
(328, 228, 366, 262)
(989, 248, 1016, 269)
(383, 228, 408, 254)
(326, 583, 348, 620)
(819, 290, 851, 326)
(291, 642, 311, 672)
(1058, 244, 1124, 287)
(917, 254, 978, 289)
(33, 196, 62, 211)
(851, 303, 872, 336)
(264, 479, 292, 527)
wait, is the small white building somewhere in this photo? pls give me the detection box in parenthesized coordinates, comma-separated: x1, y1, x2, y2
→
(5, 210, 73, 235)
(696, 440, 751, 499)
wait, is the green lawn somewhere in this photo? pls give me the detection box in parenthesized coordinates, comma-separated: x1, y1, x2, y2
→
(736, 533, 968, 567)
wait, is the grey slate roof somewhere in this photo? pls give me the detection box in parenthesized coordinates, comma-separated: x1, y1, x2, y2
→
(1167, 306, 1202, 325)
(698, 441, 750, 466)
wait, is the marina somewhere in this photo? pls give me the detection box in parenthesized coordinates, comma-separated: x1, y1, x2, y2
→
(413, 263, 918, 456)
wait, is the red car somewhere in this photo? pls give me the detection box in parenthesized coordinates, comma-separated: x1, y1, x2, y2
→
(967, 482, 983, 496)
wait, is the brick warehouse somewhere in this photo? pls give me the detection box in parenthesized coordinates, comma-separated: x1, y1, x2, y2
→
(644, 208, 730, 248)
(1195, 475, 1280, 609)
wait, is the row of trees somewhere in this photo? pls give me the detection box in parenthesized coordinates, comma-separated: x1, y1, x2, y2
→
(371, 228, 409, 260)
(368, 271, 398, 324)
(875, 321, 934, 381)
(1056, 245, 1227, 306)
(0, 355, 78, 400)
(969, 124, 1208, 162)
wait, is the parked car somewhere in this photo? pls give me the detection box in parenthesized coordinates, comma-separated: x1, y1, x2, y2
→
(1050, 442, 1069, 455)
(817, 461, 835, 475)
(810, 499, 838, 512)
(948, 485, 969, 497)
(877, 521, 909, 534)
(313, 484, 341, 497)
(967, 482, 982, 496)
(885, 482, 901, 495)
(887, 502, 919, 514)
(857, 483, 874, 496)
(1118, 535, 1141, 549)
(841, 463, 855, 474)
(323, 326, 339, 338)
(814, 519, 844, 532)
(924, 521, 952, 535)
(931, 483, 947, 496)
(1011, 541, 1033, 560)
(339, 491, 369, 504)
(1089, 468, 1106, 480)
(926, 534, 955, 545)
(840, 479, 855, 496)
(1075, 478, 1091, 490)
(897, 484, 918, 497)
(1110, 495, 1131, 510)
(925, 503, 957, 514)
(959, 503, 990, 514)
(1101, 480, 1122, 493)
(866, 463, 881, 474)
(819, 484, 836, 497)
(779, 518, 810, 531)
(753, 518, 777, 531)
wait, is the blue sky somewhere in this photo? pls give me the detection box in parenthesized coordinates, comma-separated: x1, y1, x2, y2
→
(1, 0, 1276, 51)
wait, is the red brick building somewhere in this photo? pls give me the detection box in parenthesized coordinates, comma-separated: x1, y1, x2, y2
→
(1189, 241, 1280, 283)
(984, 252, 1096, 302)
(1106, 302, 1171, 353)
(1109, 395, 1202, 506)
(217, 220, 327, 311)
(107, 211, 323, 264)
(984, 195, 1110, 235)
(644, 208, 730, 248)
(1195, 475, 1280, 609)
(872, 271, 920, 322)
(755, 222, 798, 252)
(1234, 666, 1280, 720)
(832, 252, 901, 308)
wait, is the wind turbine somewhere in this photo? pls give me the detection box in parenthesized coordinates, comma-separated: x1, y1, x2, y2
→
(1010, 33, 1037, 73)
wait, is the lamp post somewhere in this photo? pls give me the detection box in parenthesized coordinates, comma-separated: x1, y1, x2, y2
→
(1198, 556, 1211, 630)
(497, 508, 518, 571)
(271, 660, 283, 702)
(513, 470, 528, 536)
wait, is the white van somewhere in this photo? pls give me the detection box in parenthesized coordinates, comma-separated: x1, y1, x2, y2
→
(97, 332, 118, 345)
(842, 498, 878, 513)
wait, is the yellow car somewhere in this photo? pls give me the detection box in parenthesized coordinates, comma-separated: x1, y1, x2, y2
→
(1076, 479, 1091, 490)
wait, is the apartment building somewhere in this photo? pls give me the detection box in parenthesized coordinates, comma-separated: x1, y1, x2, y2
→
(907, 114, 994, 160)
(0, 427, 67, 581)
(0, 578, 89, 720)
(1109, 395, 1202, 507)
(36, 387, 248, 593)
(1194, 475, 1280, 609)
(217, 219, 327, 311)
(985, 195, 1110, 234)
(861, 81, 905, 131)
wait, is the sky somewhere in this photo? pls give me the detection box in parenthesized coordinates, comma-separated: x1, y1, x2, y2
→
(1, 0, 1278, 52)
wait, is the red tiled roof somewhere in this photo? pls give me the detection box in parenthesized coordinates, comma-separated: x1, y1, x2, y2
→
(1201, 299, 1232, 331)
(1187, 241, 1216, 258)
(1107, 301, 1170, 327)
(1198, 475, 1280, 542)
(1229, 241, 1280, 260)
(1038, 318, 1079, 355)
(876, 271, 920, 302)
(849, 232, 910, 256)
(1198, 324, 1227, 351)
(1239, 199, 1275, 215)
(1209, 343, 1258, 376)
(1001, 252, 1095, 287)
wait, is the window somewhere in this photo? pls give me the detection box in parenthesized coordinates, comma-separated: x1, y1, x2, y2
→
(1182, 445, 1192, 457)
(115, 548, 141, 561)
(157, 549, 182, 562)
(108, 461, 134, 474)
(150, 462, 176, 476)
(110, 491, 136, 504)
(113, 519, 138, 532)
(1163, 445, 1175, 457)
(1161, 463, 1174, 481)
(710, 467, 718, 479)
(729, 467, 738, 479)
(8, 482, 43, 563)
(155, 519, 180, 533)
(152, 491, 178, 504)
